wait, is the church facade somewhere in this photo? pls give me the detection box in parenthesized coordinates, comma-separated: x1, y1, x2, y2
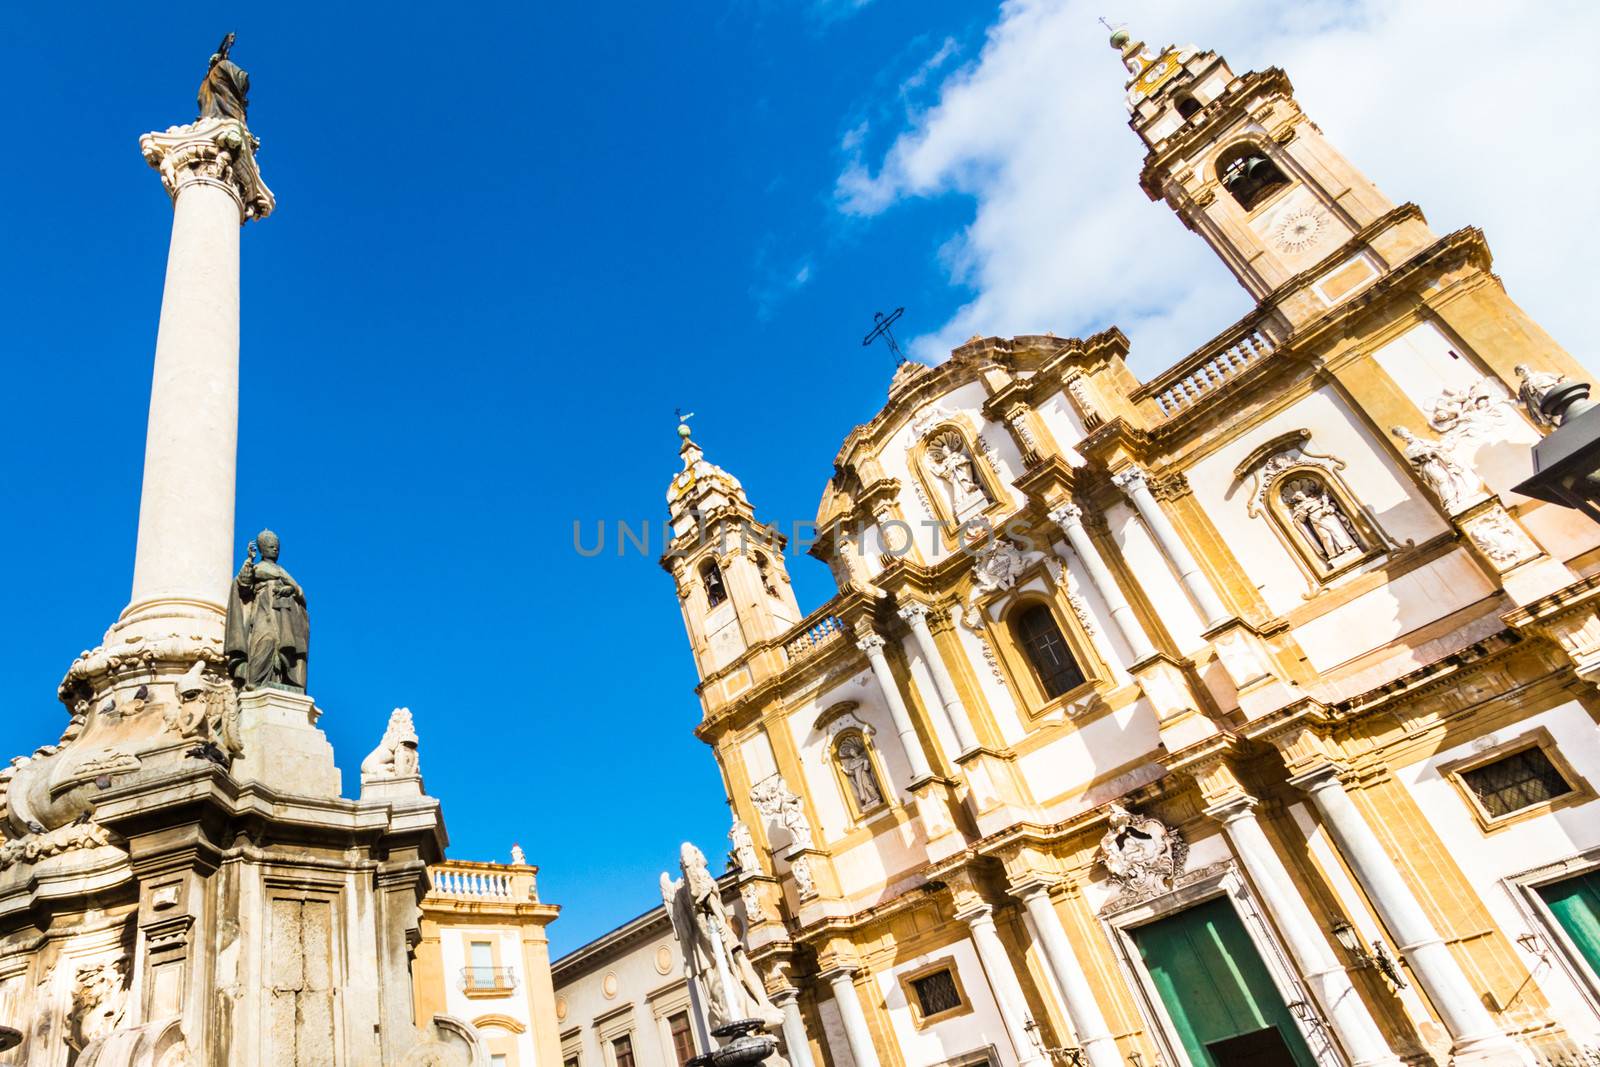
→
(659, 27, 1600, 1067)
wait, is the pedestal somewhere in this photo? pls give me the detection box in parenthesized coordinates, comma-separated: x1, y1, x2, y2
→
(231, 689, 341, 798)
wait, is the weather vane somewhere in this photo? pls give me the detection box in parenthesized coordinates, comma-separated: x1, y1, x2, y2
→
(676, 407, 696, 438)
(862, 307, 908, 365)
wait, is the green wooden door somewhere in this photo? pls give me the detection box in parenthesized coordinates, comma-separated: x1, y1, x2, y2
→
(1539, 870, 1600, 980)
(1131, 896, 1317, 1067)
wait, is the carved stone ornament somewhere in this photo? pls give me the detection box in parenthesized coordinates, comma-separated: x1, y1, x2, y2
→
(1235, 430, 1345, 518)
(1064, 374, 1105, 429)
(0, 818, 117, 871)
(1461, 505, 1541, 571)
(1426, 376, 1514, 442)
(789, 853, 817, 899)
(140, 116, 275, 221)
(749, 775, 813, 852)
(963, 538, 1027, 627)
(1096, 803, 1187, 906)
(69, 955, 130, 1052)
(741, 880, 767, 922)
(729, 819, 762, 876)
(1042, 558, 1099, 638)
(908, 403, 956, 442)
(165, 659, 242, 762)
(360, 707, 421, 783)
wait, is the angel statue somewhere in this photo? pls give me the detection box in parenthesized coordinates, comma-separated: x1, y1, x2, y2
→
(1392, 427, 1483, 514)
(198, 32, 250, 122)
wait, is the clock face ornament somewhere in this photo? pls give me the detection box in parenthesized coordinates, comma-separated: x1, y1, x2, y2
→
(1272, 207, 1326, 253)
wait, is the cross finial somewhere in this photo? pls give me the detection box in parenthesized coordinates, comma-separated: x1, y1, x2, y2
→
(862, 307, 908, 365)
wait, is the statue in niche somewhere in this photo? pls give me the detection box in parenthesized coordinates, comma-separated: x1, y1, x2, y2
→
(1282, 478, 1360, 563)
(925, 429, 990, 516)
(662, 843, 785, 1032)
(1391, 426, 1483, 514)
(1097, 803, 1186, 903)
(197, 33, 250, 122)
(1516, 364, 1567, 428)
(837, 735, 884, 812)
(225, 529, 309, 691)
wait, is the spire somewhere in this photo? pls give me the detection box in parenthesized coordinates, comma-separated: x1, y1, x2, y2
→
(666, 417, 747, 529)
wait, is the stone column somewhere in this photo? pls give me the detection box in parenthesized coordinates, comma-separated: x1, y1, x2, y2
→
(772, 988, 818, 1067)
(857, 632, 934, 784)
(823, 968, 883, 1067)
(1016, 886, 1121, 1067)
(1110, 467, 1230, 630)
(1206, 797, 1403, 1067)
(1291, 766, 1531, 1065)
(957, 904, 1047, 1067)
(1047, 504, 1157, 663)
(898, 602, 982, 755)
(122, 118, 273, 639)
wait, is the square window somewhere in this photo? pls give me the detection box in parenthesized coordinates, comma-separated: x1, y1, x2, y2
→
(1460, 746, 1573, 818)
(910, 969, 962, 1018)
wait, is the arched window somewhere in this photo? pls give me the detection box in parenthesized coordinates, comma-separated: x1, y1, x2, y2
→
(1013, 604, 1085, 699)
(700, 559, 727, 607)
(1217, 144, 1290, 211)
(1175, 93, 1202, 119)
(835, 732, 886, 816)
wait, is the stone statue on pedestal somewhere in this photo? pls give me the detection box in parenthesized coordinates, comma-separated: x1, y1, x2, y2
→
(225, 530, 309, 691)
(663, 843, 785, 1035)
(198, 32, 250, 122)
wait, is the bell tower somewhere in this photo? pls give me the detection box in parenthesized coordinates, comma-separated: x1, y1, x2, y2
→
(662, 421, 802, 683)
(1115, 25, 1436, 320)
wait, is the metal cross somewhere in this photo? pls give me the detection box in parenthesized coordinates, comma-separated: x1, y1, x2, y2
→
(862, 307, 908, 365)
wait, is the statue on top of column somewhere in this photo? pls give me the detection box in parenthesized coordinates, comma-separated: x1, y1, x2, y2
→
(198, 32, 250, 122)
(225, 529, 309, 691)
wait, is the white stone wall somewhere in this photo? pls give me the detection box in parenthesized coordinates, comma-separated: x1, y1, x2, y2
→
(874, 937, 1020, 1067)
(555, 925, 699, 1067)
(440, 926, 538, 1066)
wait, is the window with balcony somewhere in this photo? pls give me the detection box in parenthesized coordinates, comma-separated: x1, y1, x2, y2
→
(462, 939, 517, 995)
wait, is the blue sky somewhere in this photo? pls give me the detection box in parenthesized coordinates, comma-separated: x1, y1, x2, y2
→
(2, 1, 1595, 953)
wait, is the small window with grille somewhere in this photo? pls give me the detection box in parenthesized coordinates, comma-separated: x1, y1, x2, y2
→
(900, 961, 970, 1027)
(1442, 729, 1593, 832)
(1460, 746, 1572, 817)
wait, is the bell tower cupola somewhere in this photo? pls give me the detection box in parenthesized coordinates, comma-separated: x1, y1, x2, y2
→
(1113, 24, 1436, 320)
(662, 419, 802, 684)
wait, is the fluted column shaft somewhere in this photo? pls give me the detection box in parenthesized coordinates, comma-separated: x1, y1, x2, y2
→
(1048, 504, 1156, 662)
(958, 905, 1046, 1067)
(824, 969, 883, 1067)
(857, 633, 934, 783)
(1208, 797, 1402, 1067)
(899, 603, 981, 755)
(1292, 766, 1529, 1064)
(1018, 887, 1121, 1067)
(1111, 467, 1230, 630)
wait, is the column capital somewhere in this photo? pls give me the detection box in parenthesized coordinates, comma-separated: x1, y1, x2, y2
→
(855, 632, 887, 655)
(140, 117, 275, 222)
(1010, 876, 1061, 903)
(1202, 794, 1259, 825)
(1286, 760, 1348, 794)
(1047, 502, 1084, 529)
(953, 901, 996, 928)
(895, 600, 930, 625)
(1110, 465, 1149, 493)
(817, 965, 860, 985)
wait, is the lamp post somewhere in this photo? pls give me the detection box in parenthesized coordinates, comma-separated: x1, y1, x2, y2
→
(1514, 379, 1600, 520)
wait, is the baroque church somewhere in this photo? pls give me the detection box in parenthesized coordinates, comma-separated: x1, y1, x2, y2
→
(4, 19, 1600, 1067)
(629, 24, 1600, 1067)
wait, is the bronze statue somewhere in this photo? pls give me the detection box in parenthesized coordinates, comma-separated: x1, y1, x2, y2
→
(198, 32, 250, 122)
(224, 529, 309, 691)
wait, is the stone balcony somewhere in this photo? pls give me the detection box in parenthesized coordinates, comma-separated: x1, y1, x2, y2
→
(426, 859, 540, 906)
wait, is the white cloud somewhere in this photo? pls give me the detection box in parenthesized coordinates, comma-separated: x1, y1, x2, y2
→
(838, 0, 1600, 375)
